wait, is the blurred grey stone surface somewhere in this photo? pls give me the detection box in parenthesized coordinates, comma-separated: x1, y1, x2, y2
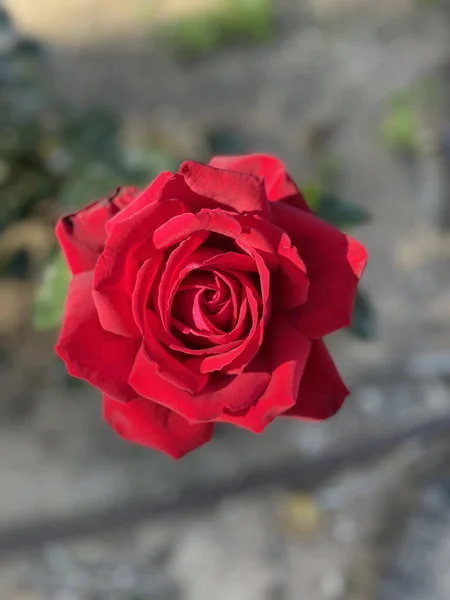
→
(378, 476, 450, 600)
(3, 441, 443, 600)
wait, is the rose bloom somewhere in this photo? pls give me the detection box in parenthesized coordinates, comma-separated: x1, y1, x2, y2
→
(56, 155, 367, 458)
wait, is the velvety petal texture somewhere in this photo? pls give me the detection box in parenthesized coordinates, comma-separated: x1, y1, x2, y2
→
(56, 187, 137, 275)
(103, 395, 213, 458)
(55, 154, 368, 458)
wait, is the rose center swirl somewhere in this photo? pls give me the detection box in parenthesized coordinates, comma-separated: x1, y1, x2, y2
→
(170, 265, 261, 349)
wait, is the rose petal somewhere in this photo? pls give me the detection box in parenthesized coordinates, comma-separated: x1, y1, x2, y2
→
(139, 330, 209, 394)
(173, 288, 210, 332)
(178, 270, 217, 293)
(156, 231, 208, 331)
(103, 395, 213, 458)
(93, 197, 185, 338)
(173, 275, 230, 333)
(169, 251, 257, 337)
(217, 317, 311, 432)
(283, 340, 349, 420)
(153, 210, 242, 250)
(151, 309, 243, 355)
(106, 172, 173, 233)
(233, 221, 279, 272)
(56, 187, 138, 275)
(274, 232, 309, 310)
(272, 202, 367, 337)
(132, 254, 164, 334)
(209, 270, 241, 332)
(169, 290, 248, 353)
(238, 214, 309, 310)
(168, 275, 258, 362)
(56, 271, 139, 402)
(196, 279, 261, 374)
(234, 242, 271, 328)
(209, 154, 310, 210)
(200, 251, 258, 273)
(179, 160, 269, 215)
(191, 288, 216, 332)
(154, 209, 279, 275)
(129, 346, 271, 422)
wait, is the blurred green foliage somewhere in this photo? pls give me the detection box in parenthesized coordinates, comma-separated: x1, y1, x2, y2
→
(380, 91, 424, 155)
(0, 6, 177, 231)
(349, 288, 376, 340)
(33, 251, 71, 331)
(0, 13, 58, 231)
(162, 0, 275, 58)
(313, 192, 371, 229)
(317, 153, 342, 191)
(380, 76, 443, 157)
(205, 127, 248, 155)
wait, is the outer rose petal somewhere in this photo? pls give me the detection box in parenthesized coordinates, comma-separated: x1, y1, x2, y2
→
(103, 395, 213, 459)
(208, 153, 310, 210)
(93, 195, 185, 338)
(283, 340, 349, 420)
(106, 172, 173, 233)
(129, 344, 270, 422)
(272, 202, 367, 338)
(217, 317, 311, 433)
(56, 271, 139, 402)
(179, 160, 269, 215)
(56, 188, 138, 275)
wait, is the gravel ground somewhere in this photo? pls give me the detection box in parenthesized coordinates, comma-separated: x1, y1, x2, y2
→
(2, 438, 450, 600)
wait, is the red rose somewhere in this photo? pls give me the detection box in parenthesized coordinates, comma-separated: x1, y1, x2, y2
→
(56, 154, 367, 458)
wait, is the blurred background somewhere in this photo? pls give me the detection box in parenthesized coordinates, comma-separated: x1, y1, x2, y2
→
(1, 0, 450, 598)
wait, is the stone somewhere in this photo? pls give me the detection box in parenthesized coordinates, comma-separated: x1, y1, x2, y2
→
(423, 382, 450, 413)
(293, 426, 327, 455)
(320, 569, 346, 600)
(355, 386, 385, 416)
(6, 593, 45, 600)
(378, 474, 450, 600)
(331, 516, 357, 545)
(407, 353, 450, 378)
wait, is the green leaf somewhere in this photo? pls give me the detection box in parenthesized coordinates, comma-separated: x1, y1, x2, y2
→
(317, 153, 342, 189)
(206, 127, 247, 155)
(348, 288, 376, 340)
(0, 6, 13, 29)
(63, 108, 122, 168)
(380, 96, 422, 154)
(301, 183, 322, 212)
(15, 38, 46, 60)
(33, 252, 70, 331)
(165, 18, 222, 56)
(313, 193, 371, 228)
